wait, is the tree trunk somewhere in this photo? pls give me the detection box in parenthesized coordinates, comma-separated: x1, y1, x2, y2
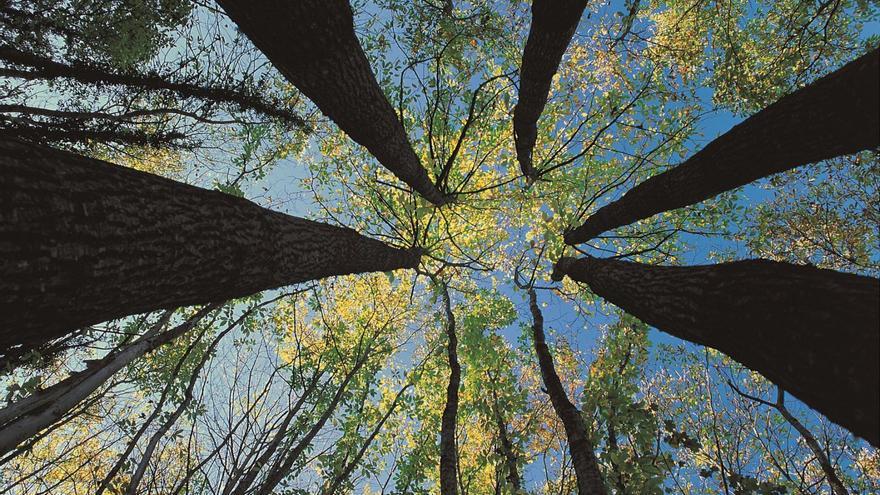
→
(513, 0, 587, 180)
(0, 136, 420, 354)
(528, 288, 607, 494)
(551, 256, 880, 446)
(489, 381, 522, 493)
(564, 48, 879, 245)
(439, 283, 460, 495)
(215, 0, 448, 205)
(0, 46, 307, 129)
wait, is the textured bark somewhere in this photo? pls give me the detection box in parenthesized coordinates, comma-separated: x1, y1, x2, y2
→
(0, 136, 420, 354)
(215, 0, 448, 205)
(565, 48, 880, 244)
(528, 289, 607, 494)
(439, 283, 460, 495)
(513, 0, 588, 180)
(0, 46, 307, 128)
(552, 256, 880, 446)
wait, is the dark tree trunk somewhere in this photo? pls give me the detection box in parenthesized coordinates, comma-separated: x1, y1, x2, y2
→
(489, 382, 522, 493)
(513, 0, 587, 180)
(528, 289, 607, 494)
(551, 256, 880, 446)
(565, 48, 880, 245)
(439, 283, 460, 495)
(0, 46, 307, 128)
(0, 136, 420, 355)
(215, 0, 448, 205)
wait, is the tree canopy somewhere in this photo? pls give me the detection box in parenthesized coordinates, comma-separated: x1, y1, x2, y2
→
(1, 0, 878, 493)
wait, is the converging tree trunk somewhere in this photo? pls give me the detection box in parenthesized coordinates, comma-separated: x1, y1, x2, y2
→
(564, 48, 879, 245)
(439, 283, 460, 495)
(215, 0, 448, 205)
(0, 136, 421, 355)
(513, 0, 587, 180)
(528, 288, 607, 494)
(551, 256, 880, 446)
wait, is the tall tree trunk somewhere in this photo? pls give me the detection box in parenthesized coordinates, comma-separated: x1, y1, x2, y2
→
(513, 0, 587, 180)
(489, 378, 522, 493)
(0, 46, 307, 129)
(565, 48, 880, 245)
(528, 288, 607, 494)
(0, 136, 420, 354)
(551, 256, 880, 446)
(214, 0, 448, 205)
(439, 283, 460, 495)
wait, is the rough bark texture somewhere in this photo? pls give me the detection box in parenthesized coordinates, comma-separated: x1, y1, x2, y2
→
(215, 0, 448, 205)
(0, 46, 307, 128)
(528, 289, 607, 494)
(439, 284, 460, 495)
(513, 0, 588, 180)
(565, 48, 880, 244)
(552, 256, 880, 446)
(0, 136, 420, 354)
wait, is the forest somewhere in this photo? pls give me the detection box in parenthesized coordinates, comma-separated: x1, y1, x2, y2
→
(0, 0, 878, 493)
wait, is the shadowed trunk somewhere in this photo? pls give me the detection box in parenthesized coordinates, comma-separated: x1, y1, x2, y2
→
(0, 46, 307, 128)
(565, 48, 880, 244)
(439, 283, 460, 495)
(528, 288, 607, 494)
(551, 256, 880, 446)
(489, 380, 522, 493)
(215, 0, 448, 205)
(513, 0, 587, 180)
(0, 136, 420, 355)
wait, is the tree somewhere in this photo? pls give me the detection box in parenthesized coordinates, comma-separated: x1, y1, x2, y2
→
(513, 0, 588, 180)
(526, 286, 607, 494)
(0, 136, 420, 355)
(551, 256, 880, 446)
(438, 282, 460, 495)
(564, 48, 879, 245)
(215, 0, 449, 205)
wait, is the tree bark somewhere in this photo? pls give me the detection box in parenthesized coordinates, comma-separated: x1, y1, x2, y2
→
(0, 136, 421, 355)
(513, 0, 587, 180)
(564, 48, 880, 245)
(528, 288, 607, 494)
(439, 283, 460, 495)
(551, 256, 880, 446)
(0, 46, 307, 129)
(215, 0, 448, 205)
(489, 380, 522, 493)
